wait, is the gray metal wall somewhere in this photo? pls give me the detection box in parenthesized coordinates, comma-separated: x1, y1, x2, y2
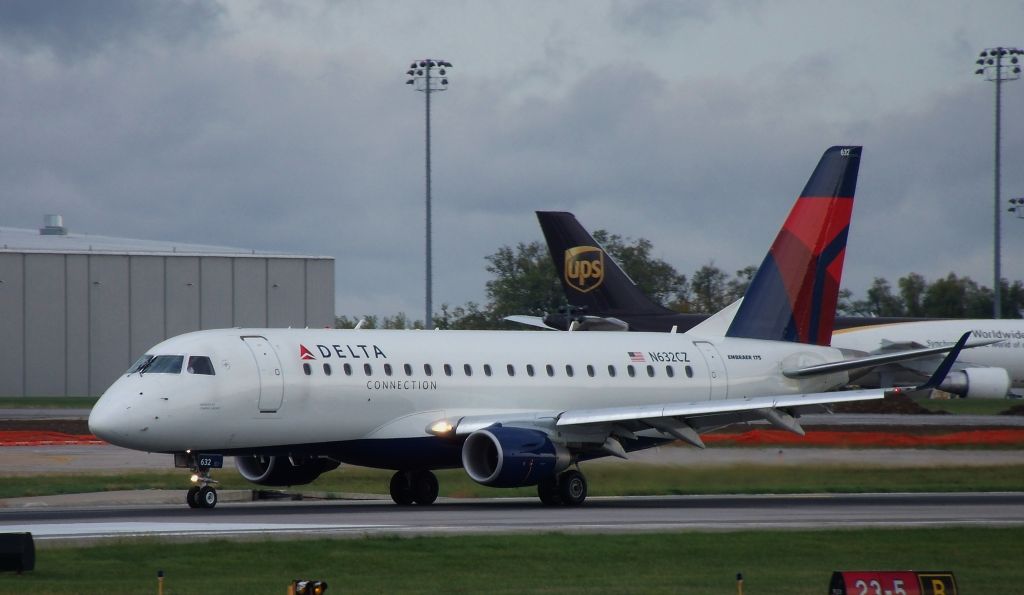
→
(0, 253, 334, 396)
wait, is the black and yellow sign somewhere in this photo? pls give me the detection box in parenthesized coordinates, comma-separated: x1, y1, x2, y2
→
(564, 246, 604, 293)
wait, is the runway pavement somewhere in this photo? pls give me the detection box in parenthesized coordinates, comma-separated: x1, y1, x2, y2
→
(4, 442, 1024, 475)
(3, 407, 1022, 545)
(1, 492, 1022, 544)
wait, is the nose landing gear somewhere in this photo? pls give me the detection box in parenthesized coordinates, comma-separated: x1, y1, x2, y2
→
(175, 452, 223, 509)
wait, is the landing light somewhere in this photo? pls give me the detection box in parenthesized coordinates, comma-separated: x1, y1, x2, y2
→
(428, 420, 454, 436)
(190, 474, 199, 483)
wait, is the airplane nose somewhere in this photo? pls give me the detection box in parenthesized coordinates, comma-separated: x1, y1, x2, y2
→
(88, 394, 127, 445)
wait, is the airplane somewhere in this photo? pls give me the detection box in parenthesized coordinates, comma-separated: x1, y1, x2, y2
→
(515, 208, 1019, 399)
(88, 145, 986, 510)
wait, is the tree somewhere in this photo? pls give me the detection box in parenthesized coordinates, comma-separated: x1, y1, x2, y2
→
(898, 273, 927, 317)
(592, 231, 688, 307)
(483, 241, 564, 321)
(848, 277, 904, 317)
(726, 265, 758, 303)
(688, 263, 729, 313)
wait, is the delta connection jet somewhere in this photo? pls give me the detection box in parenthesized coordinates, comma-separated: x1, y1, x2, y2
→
(520, 206, 1021, 399)
(89, 146, 980, 510)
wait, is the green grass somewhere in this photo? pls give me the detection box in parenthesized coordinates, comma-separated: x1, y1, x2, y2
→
(2, 528, 1020, 594)
(0, 397, 97, 409)
(915, 397, 1020, 415)
(5, 463, 1024, 500)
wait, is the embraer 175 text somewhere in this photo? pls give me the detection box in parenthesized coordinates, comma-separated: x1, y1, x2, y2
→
(89, 146, 980, 509)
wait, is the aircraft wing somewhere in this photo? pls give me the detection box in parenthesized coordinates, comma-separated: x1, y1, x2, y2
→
(444, 388, 883, 453)
(783, 333, 999, 379)
(503, 314, 631, 332)
(440, 334, 971, 453)
(503, 315, 558, 330)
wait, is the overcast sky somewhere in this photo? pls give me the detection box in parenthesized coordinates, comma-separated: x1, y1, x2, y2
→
(2, 1, 1022, 319)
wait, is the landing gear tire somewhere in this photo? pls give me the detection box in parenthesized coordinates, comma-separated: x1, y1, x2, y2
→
(197, 485, 218, 509)
(411, 470, 439, 505)
(557, 469, 587, 506)
(537, 476, 562, 506)
(390, 471, 415, 506)
(186, 486, 201, 509)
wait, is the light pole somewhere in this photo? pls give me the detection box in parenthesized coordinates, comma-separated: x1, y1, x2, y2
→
(1010, 198, 1024, 219)
(406, 59, 451, 329)
(975, 46, 1022, 318)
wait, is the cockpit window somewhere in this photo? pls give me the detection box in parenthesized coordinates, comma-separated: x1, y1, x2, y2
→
(145, 355, 184, 374)
(128, 354, 154, 374)
(187, 356, 215, 375)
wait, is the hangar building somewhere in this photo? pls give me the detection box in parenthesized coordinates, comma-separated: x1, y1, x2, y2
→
(0, 216, 335, 397)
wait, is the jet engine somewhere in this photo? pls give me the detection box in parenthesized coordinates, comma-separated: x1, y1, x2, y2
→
(938, 367, 1011, 399)
(235, 455, 340, 486)
(461, 425, 570, 488)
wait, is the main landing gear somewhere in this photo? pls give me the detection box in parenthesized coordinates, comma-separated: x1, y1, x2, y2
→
(537, 469, 588, 506)
(389, 470, 439, 505)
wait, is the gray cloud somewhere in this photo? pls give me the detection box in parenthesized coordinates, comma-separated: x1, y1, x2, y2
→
(2, 2, 1021, 319)
(0, 0, 225, 60)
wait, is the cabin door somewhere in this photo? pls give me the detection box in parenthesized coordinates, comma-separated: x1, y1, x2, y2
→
(242, 336, 284, 412)
(694, 341, 728, 400)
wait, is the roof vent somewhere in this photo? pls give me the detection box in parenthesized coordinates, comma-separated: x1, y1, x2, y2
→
(40, 214, 68, 236)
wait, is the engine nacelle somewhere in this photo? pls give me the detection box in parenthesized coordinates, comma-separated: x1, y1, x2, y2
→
(235, 455, 340, 486)
(461, 425, 570, 488)
(938, 367, 1011, 399)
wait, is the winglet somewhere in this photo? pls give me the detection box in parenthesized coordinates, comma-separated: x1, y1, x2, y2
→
(908, 331, 971, 392)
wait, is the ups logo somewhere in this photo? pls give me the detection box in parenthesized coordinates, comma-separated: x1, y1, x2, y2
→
(564, 246, 604, 293)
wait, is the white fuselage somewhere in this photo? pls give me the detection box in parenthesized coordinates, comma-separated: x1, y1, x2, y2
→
(89, 328, 847, 459)
(832, 320, 1024, 387)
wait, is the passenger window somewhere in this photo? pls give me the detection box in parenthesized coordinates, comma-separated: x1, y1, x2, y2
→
(565, 365, 574, 377)
(627, 365, 636, 377)
(607, 365, 616, 377)
(685, 365, 694, 378)
(363, 363, 372, 376)
(484, 364, 492, 377)
(344, 363, 352, 376)
(545, 364, 554, 377)
(323, 364, 332, 376)
(444, 364, 453, 377)
(404, 363, 413, 376)
(424, 364, 433, 376)
(187, 356, 215, 375)
(506, 364, 515, 377)
(526, 364, 535, 377)
(666, 366, 675, 378)
(646, 365, 655, 377)
(303, 363, 311, 376)
(384, 363, 393, 376)
(464, 364, 473, 377)
(587, 365, 595, 377)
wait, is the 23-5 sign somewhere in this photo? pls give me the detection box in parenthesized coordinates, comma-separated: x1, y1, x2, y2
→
(830, 571, 957, 595)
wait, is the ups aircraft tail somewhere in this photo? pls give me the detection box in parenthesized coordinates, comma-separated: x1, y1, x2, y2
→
(725, 145, 861, 346)
(538, 211, 674, 316)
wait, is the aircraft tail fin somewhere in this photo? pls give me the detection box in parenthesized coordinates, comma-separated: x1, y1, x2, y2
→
(725, 146, 862, 346)
(537, 211, 675, 317)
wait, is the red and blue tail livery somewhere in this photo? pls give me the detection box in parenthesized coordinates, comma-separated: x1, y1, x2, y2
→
(726, 146, 861, 346)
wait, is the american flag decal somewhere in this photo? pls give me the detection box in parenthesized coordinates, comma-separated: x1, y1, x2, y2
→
(628, 351, 646, 363)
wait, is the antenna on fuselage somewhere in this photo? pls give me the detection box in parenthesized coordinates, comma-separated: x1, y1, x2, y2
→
(354, 318, 367, 330)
